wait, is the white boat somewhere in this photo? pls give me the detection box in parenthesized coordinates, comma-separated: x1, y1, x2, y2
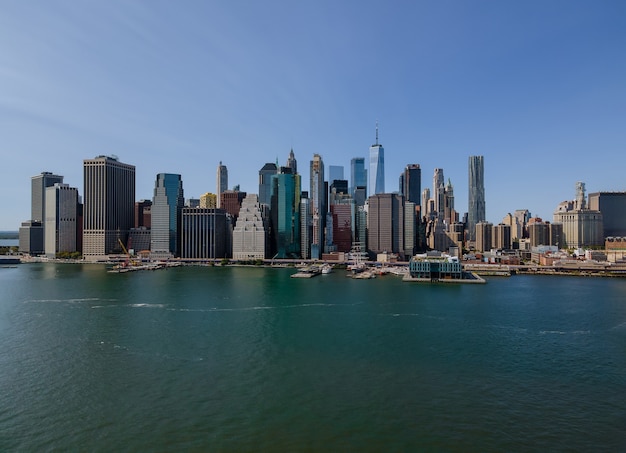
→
(321, 264, 333, 274)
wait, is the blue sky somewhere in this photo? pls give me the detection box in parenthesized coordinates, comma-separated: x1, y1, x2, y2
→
(1, 0, 625, 230)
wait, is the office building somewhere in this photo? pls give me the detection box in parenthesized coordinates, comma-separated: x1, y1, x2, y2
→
(220, 190, 247, 221)
(331, 202, 353, 253)
(350, 157, 367, 198)
(367, 193, 404, 258)
(45, 183, 79, 258)
(369, 125, 385, 195)
(270, 168, 301, 259)
(401, 164, 421, 205)
(433, 168, 444, 219)
(310, 154, 325, 259)
(259, 163, 278, 207)
(553, 182, 603, 248)
(31, 172, 64, 223)
(232, 194, 266, 260)
(216, 161, 228, 208)
(468, 155, 486, 242)
(329, 165, 344, 184)
(286, 148, 298, 174)
(200, 193, 217, 209)
(18, 221, 44, 255)
(134, 200, 152, 228)
(180, 208, 230, 259)
(151, 173, 184, 258)
(83, 156, 135, 260)
(588, 192, 626, 238)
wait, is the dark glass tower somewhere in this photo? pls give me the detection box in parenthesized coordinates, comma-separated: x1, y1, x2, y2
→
(151, 173, 184, 256)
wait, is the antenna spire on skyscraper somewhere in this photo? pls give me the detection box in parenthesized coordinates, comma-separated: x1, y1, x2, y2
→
(375, 121, 379, 145)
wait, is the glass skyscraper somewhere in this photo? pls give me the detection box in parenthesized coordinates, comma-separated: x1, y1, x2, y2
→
(350, 157, 367, 198)
(216, 162, 228, 208)
(151, 173, 184, 257)
(467, 155, 486, 242)
(270, 169, 301, 259)
(369, 129, 385, 195)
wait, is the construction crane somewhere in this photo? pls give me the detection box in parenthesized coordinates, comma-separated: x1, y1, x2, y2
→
(118, 238, 138, 267)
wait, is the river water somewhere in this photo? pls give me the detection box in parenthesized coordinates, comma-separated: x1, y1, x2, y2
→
(1, 263, 625, 451)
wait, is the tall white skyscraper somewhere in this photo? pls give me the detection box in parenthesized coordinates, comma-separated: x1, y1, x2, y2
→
(216, 161, 228, 208)
(433, 168, 444, 219)
(369, 124, 385, 195)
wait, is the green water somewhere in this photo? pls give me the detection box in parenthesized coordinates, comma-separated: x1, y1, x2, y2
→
(1, 264, 625, 451)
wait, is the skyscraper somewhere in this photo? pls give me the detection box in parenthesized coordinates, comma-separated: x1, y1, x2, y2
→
(310, 154, 325, 259)
(367, 193, 404, 258)
(151, 173, 184, 257)
(258, 163, 278, 207)
(467, 155, 486, 242)
(232, 194, 266, 260)
(216, 161, 228, 208)
(401, 164, 421, 205)
(328, 165, 344, 184)
(31, 171, 63, 222)
(369, 125, 385, 195)
(44, 183, 79, 258)
(286, 148, 297, 174)
(270, 168, 301, 258)
(350, 157, 367, 198)
(433, 168, 444, 219)
(83, 155, 135, 259)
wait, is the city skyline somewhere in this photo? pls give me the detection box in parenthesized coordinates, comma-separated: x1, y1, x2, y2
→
(2, 1, 626, 230)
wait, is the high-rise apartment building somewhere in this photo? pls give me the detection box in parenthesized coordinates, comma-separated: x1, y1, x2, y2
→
(232, 194, 266, 260)
(45, 183, 79, 258)
(468, 155, 486, 242)
(310, 154, 325, 259)
(83, 156, 135, 259)
(151, 173, 184, 257)
(300, 196, 311, 259)
(433, 168, 444, 219)
(216, 162, 228, 208)
(475, 221, 493, 252)
(350, 157, 367, 198)
(369, 126, 385, 195)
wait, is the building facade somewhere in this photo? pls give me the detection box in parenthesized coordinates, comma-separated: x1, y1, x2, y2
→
(367, 193, 404, 258)
(553, 182, 603, 248)
(369, 126, 385, 195)
(350, 157, 367, 198)
(468, 155, 486, 242)
(216, 161, 228, 208)
(258, 163, 278, 207)
(270, 169, 301, 259)
(310, 154, 325, 259)
(587, 192, 626, 238)
(232, 194, 266, 260)
(401, 164, 421, 206)
(45, 183, 79, 257)
(180, 208, 230, 259)
(83, 156, 135, 260)
(151, 173, 184, 257)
